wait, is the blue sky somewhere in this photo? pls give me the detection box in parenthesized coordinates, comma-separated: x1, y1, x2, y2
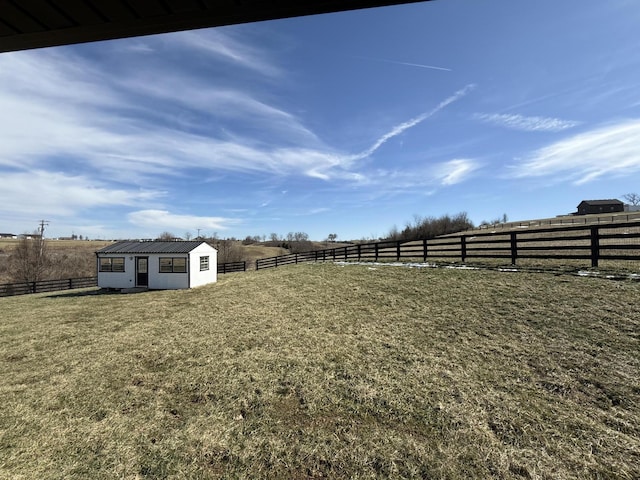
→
(1, 0, 640, 241)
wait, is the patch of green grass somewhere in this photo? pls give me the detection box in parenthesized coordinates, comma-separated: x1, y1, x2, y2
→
(1, 264, 639, 478)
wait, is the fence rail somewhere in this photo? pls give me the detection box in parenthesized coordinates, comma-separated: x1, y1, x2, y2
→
(217, 261, 246, 274)
(0, 276, 97, 297)
(256, 221, 640, 271)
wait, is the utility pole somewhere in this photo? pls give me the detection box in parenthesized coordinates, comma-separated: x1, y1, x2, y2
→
(197, 228, 202, 239)
(38, 219, 49, 238)
(38, 220, 49, 257)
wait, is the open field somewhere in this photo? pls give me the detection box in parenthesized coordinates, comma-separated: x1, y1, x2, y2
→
(1, 264, 639, 479)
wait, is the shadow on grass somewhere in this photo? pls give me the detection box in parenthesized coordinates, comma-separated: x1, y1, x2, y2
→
(43, 287, 151, 299)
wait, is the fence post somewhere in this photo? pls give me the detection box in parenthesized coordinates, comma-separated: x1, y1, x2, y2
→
(69, 278, 73, 289)
(275, 257, 279, 267)
(243, 261, 246, 272)
(510, 232, 518, 265)
(374, 243, 379, 261)
(396, 241, 401, 261)
(295, 254, 298, 264)
(357, 244, 361, 261)
(590, 227, 600, 268)
(461, 235, 467, 263)
(423, 239, 427, 262)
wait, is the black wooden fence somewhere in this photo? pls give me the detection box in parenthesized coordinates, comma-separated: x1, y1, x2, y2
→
(0, 276, 98, 297)
(217, 261, 246, 274)
(256, 221, 640, 271)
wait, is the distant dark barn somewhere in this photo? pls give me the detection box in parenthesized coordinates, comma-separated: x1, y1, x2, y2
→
(576, 199, 624, 215)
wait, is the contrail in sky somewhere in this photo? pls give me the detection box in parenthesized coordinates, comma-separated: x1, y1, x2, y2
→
(357, 55, 452, 71)
(350, 84, 476, 161)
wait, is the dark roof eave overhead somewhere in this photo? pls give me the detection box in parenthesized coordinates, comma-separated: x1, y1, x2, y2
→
(0, 0, 432, 53)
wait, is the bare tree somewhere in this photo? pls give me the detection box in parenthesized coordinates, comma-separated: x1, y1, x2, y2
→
(390, 212, 473, 240)
(623, 193, 640, 206)
(10, 232, 49, 286)
(215, 239, 243, 263)
(156, 231, 176, 241)
(184, 231, 193, 240)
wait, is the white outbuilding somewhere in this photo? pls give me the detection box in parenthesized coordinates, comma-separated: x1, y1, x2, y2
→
(96, 241, 217, 290)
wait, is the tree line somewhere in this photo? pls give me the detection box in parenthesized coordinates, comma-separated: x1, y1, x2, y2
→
(386, 212, 474, 241)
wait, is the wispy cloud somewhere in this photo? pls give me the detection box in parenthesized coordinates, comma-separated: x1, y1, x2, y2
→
(0, 170, 161, 216)
(344, 158, 480, 192)
(475, 113, 580, 132)
(116, 70, 319, 142)
(289, 207, 331, 216)
(435, 159, 480, 185)
(127, 210, 240, 231)
(170, 30, 281, 77)
(0, 46, 323, 183)
(510, 119, 640, 184)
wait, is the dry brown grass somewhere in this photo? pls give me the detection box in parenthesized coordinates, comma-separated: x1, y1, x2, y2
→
(1, 264, 638, 478)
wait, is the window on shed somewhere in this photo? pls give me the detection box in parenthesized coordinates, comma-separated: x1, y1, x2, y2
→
(100, 257, 125, 272)
(159, 257, 187, 273)
(200, 256, 209, 271)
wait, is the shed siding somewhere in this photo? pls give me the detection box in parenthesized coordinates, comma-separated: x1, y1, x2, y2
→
(97, 256, 136, 289)
(147, 255, 190, 289)
(189, 243, 217, 287)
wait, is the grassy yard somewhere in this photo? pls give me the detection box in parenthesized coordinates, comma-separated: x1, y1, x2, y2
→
(0, 264, 638, 479)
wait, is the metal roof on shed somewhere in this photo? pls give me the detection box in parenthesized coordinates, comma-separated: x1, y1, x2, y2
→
(97, 240, 212, 254)
(578, 199, 623, 206)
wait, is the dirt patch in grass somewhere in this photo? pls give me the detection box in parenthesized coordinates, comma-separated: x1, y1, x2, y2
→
(1, 264, 638, 478)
